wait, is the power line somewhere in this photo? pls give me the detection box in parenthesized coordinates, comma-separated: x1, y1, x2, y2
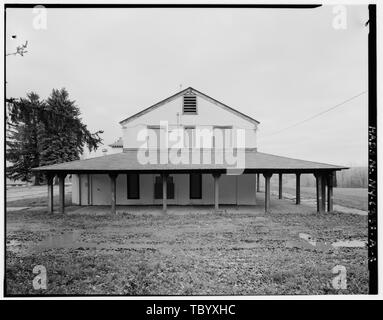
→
(261, 90, 368, 138)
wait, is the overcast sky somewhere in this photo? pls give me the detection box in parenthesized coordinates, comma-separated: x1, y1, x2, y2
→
(6, 5, 368, 166)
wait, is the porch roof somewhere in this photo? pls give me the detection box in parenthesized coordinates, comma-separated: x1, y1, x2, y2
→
(32, 150, 348, 174)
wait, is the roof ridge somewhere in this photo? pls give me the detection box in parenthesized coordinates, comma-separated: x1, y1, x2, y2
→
(119, 87, 260, 125)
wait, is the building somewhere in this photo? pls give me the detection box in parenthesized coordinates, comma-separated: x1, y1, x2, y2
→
(33, 87, 347, 214)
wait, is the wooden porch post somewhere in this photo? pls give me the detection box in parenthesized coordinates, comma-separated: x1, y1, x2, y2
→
(278, 173, 283, 199)
(321, 174, 327, 212)
(58, 173, 66, 214)
(87, 174, 91, 205)
(254, 174, 257, 205)
(109, 173, 117, 214)
(213, 173, 221, 210)
(78, 174, 82, 206)
(296, 173, 301, 205)
(263, 173, 272, 213)
(162, 173, 168, 212)
(327, 172, 334, 212)
(256, 173, 260, 192)
(47, 174, 54, 214)
(315, 173, 324, 213)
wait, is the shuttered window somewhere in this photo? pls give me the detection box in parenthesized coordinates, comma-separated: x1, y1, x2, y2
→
(127, 174, 140, 199)
(183, 95, 197, 114)
(189, 173, 202, 199)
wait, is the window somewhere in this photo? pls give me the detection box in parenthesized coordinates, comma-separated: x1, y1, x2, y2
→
(189, 173, 202, 199)
(154, 176, 175, 199)
(183, 95, 197, 114)
(184, 126, 195, 148)
(127, 174, 140, 199)
(213, 126, 233, 148)
(147, 125, 161, 149)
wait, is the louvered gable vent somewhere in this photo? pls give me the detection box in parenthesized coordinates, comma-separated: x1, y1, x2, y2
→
(183, 95, 197, 114)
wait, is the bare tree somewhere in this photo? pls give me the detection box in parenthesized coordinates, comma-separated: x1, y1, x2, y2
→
(6, 40, 28, 57)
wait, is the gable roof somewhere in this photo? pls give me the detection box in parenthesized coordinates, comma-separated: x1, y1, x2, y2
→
(119, 87, 260, 125)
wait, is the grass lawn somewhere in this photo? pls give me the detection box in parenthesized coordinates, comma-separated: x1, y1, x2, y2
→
(6, 190, 368, 295)
(272, 186, 368, 211)
(6, 185, 72, 207)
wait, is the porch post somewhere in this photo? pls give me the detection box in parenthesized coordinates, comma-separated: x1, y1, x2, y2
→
(296, 173, 301, 205)
(89, 175, 93, 205)
(321, 173, 327, 212)
(315, 173, 324, 213)
(263, 173, 272, 213)
(254, 174, 257, 205)
(256, 173, 260, 192)
(162, 173, 168, 212)
(278, 173, 283, 199)
(87, 174, 91, 205)
(109, 173, 117, 214)
(58, 173, 66, 214)
(327, 172, 334, 212)
(47, 174, 54, 214)
(213, 173, 221, 210)
(78, 174, 82, 206)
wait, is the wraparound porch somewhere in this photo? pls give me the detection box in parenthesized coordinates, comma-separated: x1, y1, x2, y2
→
(44, 169, 337, 214)
(33, 150, 346, 215)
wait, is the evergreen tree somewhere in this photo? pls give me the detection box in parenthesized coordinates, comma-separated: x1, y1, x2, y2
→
(6, 93, 43, 184)
(6, 89, 103, 184)
(38, 88, 102, 166)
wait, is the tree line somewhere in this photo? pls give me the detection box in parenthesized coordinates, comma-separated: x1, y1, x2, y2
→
(6, 88, 103, 185)
(300, 167, 368, 188)
(266, 167, 368, 189)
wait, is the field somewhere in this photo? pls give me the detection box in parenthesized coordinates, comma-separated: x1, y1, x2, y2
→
(5, 185, 368, 295)
(272, 185, 368, 211)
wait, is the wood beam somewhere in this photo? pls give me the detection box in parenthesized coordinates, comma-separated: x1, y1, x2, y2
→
(296, 173, 301, 205)
(263, 173, 272, 213)
(58, 174, 66, 214)
(278, 173, 283, 199)
(109, 173, 117, 214)
(213, 173, 221, 211)
(47, 174, 54, 214)
(256, 173, 260, 192)
(162, 173, 168, 213)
